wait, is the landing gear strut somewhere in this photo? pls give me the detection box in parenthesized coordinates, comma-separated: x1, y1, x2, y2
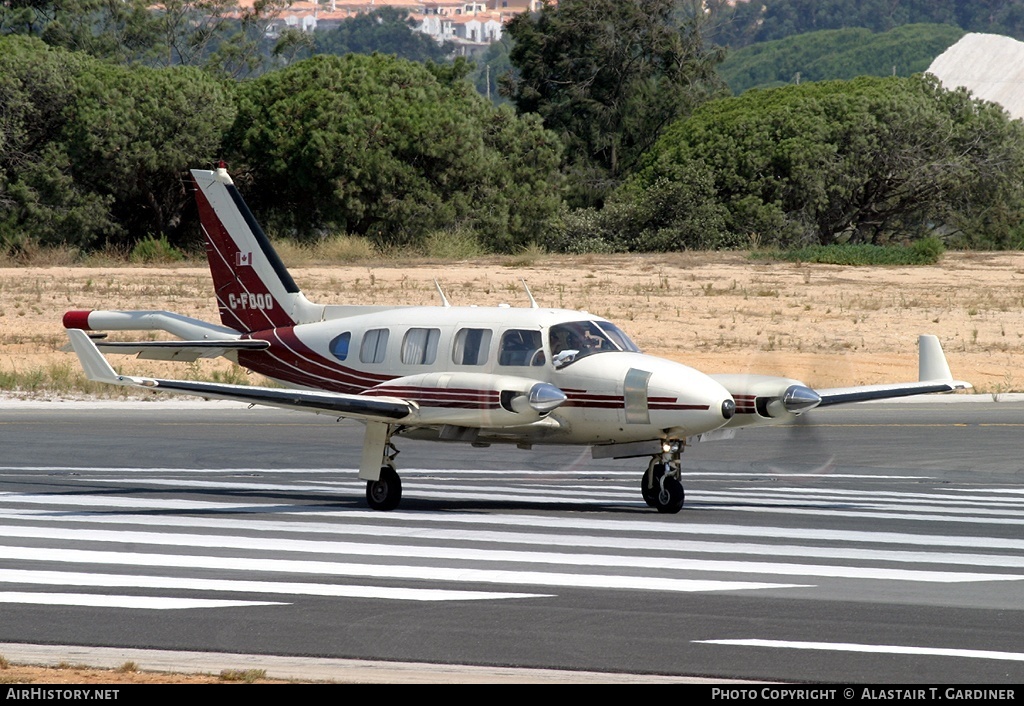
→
(640, 442, 685, 514)
(362, 422, 403, 511)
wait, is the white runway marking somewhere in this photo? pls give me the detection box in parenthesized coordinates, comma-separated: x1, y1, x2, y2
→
(696, 639, 1024, 663)
(0, 526, 1016, 583)
(5, 510, 1024, 568)
(0, 569, 546, 602)
(0, 545, 806, 594)
(0, 592, 283, 609)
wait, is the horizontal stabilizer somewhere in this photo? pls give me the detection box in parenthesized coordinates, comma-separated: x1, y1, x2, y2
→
(61, 338, 270, 362)
(66, 329, 414, 421)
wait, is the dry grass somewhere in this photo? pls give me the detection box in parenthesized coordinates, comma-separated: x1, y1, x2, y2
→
(0, 661, 289, 684)
(2, 251, 1023, 395)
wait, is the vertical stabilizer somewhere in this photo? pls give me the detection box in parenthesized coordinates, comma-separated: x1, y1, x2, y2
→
(191, 167, 322, 333)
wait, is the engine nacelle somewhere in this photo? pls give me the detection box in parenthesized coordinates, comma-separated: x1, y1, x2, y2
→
(709, 374, 821, 427)
(362, 372, 566, 428)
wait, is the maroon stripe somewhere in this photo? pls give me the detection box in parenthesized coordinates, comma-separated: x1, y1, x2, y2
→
(561, 401, 624, 409)
(372, 386, 500, 397)
(273, 328, 390, 386)
(414, 401, 502, 410)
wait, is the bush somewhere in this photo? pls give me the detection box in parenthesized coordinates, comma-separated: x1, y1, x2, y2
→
(130, 235, 184, 263)
(752, 237, 946, 266)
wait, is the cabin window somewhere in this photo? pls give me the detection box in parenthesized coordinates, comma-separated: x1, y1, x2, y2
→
(453, 328, 492, 366)
(329, 332, 351, 361)
(401, 328, 441, 365)
(360, 328, 389, 364)
(498, 329, 543, 366)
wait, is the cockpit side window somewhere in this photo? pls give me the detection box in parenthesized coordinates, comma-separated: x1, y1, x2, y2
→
(498, 329, 544, 366)
(549, 320, 639, 367)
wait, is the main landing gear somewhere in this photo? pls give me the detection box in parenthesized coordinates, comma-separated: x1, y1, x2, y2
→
(362, 422, 403, 511)
(366, 463, 402, 511)
(640, 441, 685, 514)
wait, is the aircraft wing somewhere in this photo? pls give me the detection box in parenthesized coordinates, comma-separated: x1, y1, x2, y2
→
(815, 335, 971, 406)
(66, 329, 412, 421)
(815, 380, 969, 407)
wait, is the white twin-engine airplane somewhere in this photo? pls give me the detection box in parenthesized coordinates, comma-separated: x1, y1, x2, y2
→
(63, 166, 972, 513)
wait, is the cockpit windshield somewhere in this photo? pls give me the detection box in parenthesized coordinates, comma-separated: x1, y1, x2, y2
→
(548, 320, 640, 367)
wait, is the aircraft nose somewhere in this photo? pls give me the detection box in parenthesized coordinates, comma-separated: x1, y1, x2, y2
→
(651, 368, 736, 437)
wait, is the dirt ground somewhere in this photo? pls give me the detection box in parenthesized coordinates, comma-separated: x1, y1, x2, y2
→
(0, 663, 288, 684)
(1, 250, 1022, 393)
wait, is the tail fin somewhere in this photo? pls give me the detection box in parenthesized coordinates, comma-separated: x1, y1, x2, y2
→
(191, 166, 322, 333)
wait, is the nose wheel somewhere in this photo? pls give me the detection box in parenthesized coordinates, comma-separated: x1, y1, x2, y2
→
(640, 451, 685, 514)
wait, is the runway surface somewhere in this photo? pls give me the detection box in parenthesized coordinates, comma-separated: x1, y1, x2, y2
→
(0, 398, 1022, 683)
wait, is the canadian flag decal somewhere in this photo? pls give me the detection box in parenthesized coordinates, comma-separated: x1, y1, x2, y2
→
(235, 251, 252, 267)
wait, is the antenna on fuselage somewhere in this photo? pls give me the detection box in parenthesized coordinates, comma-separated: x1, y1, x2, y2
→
(434, 280, 451, 307)
(522, 279, 538, 309)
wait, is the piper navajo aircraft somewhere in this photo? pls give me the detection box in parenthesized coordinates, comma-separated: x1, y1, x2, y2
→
(63, 166, 972, 513)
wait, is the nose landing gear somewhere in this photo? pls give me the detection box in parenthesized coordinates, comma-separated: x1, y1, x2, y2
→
(640, 442, 685, 514)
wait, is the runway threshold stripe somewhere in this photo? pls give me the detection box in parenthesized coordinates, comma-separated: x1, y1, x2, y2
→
(0, 546, 805, 594)
(13, 521, 1024, 569)
(0, 592, 283, 609)
(4, 512, 1024, 568)
(0, 527, 1019, 582)
(696, 639, 1024, 663)
(712, 487, 1024, 509)
(3, 502, 1023, 552)
(719, 504, 1024, 526)
(0, 569, 545, 603)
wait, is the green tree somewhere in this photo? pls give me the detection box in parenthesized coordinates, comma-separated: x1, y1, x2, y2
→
(0, 35, 236, 251)
(706, 0, 1024, 49)
(719, 24, 965, 94)
(469, 34, 513, 103)
(0, 35, 114, 251)
(625, 76, 1024, 249)
(62, 62, 237, 244)
(0, 0, 293, 77)
(226, 53, 563, 251)
(314, 7, 453, 63)
(502, 0, 726, 207)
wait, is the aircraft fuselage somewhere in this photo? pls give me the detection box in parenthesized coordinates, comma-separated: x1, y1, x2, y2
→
(234, 305, 736, 446)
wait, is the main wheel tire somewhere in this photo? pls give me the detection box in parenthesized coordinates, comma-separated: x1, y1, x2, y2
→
(640, 463, 667, 508)
(366, 465, 402, 511)
(654, 476, 685, 514)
